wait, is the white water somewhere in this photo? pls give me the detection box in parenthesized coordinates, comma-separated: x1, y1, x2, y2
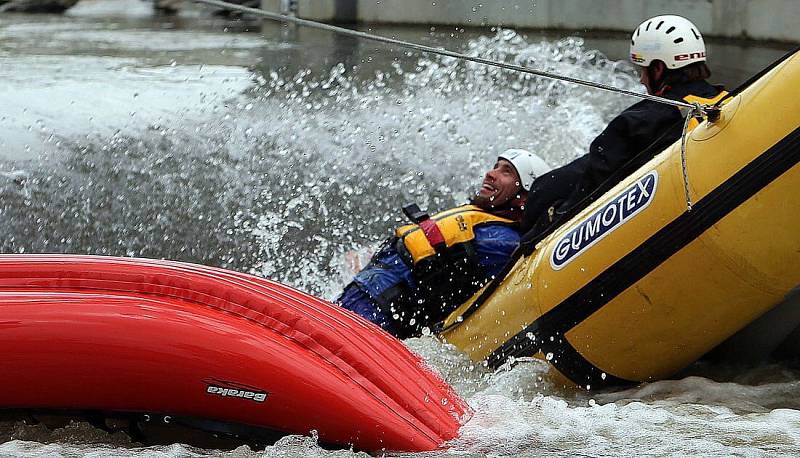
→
(2, 1, 800, 457)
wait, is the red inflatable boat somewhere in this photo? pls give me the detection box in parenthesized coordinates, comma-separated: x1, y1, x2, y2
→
(0, 255, 470, 452)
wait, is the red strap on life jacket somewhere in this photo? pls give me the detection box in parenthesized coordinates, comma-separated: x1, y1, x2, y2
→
(418, 219, 446, 250)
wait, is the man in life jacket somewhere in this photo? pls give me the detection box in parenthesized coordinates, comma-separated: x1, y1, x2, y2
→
(338, 149, 550, 338)
(522, 15, 726, 234)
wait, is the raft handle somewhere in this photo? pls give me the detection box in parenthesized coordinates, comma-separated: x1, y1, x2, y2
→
(706, 105, 722, 123)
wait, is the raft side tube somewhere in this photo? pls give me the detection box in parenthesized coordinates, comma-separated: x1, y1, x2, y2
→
(0, 255, 471, 452)
(441, 50, 800, 387)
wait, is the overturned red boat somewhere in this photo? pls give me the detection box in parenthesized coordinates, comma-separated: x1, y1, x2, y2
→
(0, 255, 470, 452)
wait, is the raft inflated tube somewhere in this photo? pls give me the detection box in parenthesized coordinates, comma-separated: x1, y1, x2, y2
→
(0, 255, 470, 452)
(441, 50, 800, 388)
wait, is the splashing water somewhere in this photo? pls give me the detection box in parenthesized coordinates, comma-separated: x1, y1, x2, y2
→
(0, 28, 640, 298)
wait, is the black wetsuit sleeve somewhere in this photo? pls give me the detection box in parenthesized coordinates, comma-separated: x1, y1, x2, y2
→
(561, 101, 681, 208)
(520, 156, 588, 233)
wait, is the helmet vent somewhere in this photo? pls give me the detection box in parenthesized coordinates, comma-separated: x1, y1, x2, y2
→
(645, 21, 652, 31)
(635, 27, 640, 37)
(656, 20, 664, 30)
(691, 28, 700, 40)
(666, 26, 676, 34)
(673, 37, 684, 44)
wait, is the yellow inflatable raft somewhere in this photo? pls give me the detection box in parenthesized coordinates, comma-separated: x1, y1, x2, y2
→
(440, 49, 800, 388)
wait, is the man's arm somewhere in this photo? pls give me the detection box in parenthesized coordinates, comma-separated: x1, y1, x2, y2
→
(561, 101, 680, 210)
(473, 225, 521, 279)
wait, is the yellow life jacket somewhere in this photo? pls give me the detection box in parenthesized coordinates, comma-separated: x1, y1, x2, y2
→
(395, 205, 517, 265)
(682, 90, 729, 130)
(377, 204, 519, 338)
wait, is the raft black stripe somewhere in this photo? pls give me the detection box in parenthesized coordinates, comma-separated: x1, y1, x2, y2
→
(488, 125, 800, 370)
(543, 340, 636, 388)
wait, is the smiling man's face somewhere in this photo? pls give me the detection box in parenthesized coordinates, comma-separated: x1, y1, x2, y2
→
(473, 158, 523, 209)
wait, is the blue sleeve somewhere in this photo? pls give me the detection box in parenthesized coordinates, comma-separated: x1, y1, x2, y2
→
(473, 224, 520, 279)
(351, 247, 415, 300)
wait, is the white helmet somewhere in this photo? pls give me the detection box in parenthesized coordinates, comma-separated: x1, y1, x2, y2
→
(498, 148, 550, 191)
(630, 15, 706, 69)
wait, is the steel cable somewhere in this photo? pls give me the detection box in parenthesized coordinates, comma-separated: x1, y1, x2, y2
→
(192, 0, 706, 112)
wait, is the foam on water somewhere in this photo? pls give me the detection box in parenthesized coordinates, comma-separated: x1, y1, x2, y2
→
(0, 23, 271, 52)
(66, 0, 190, 18)
(407, 338, 800, 456)
(2, 2, 800, 456)
(448, 393, 800, 456)
(0, 55, 251, 158)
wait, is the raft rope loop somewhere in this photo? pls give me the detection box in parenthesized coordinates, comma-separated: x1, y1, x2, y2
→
(193, 0, 713, 212)
(679, 103, 705, 211)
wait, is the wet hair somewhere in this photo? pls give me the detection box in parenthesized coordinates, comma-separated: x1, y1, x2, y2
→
(661, 61, 712, 85)
(649, 61, 712, 91)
